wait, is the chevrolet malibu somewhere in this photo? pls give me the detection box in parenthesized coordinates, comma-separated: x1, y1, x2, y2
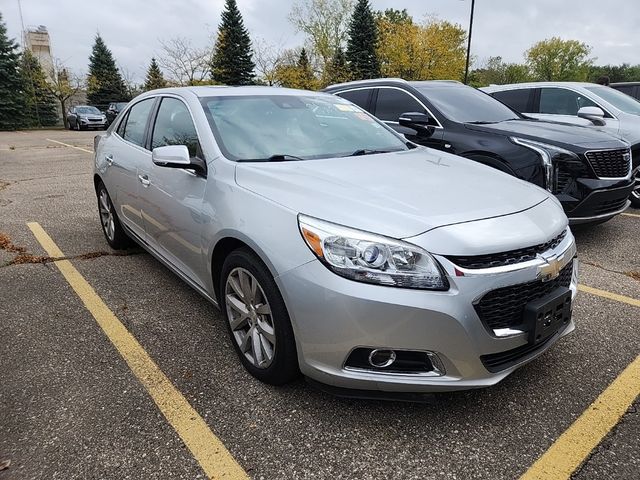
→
(93, 87, 578, 393)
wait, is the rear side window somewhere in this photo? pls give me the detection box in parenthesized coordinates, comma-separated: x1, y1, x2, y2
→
(539, 88, 596, 115)
(151, 97, 201, 158)
(336, 89, 371, 111)
(492, 89, 531, 112)
(374, 88, 426, 122)
(121, 98, 155, 148)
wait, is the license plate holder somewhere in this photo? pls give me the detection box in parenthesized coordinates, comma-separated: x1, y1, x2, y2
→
(524, 287, 572, 345)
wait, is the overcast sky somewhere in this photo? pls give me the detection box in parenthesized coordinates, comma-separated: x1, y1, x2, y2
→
(3, 0, 640, 82)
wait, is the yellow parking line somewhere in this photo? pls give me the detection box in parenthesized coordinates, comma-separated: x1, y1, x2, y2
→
(521, 284, 639, 479)
(27, 222, 248, 480)
(578, 284, 640, 308)
(46, 138, 93, 154)
(621, 212, 640, 218)
(519, 355, 640, 480)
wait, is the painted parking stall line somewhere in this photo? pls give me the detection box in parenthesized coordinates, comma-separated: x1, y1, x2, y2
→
(578, 284, 640, 308)
(519, 355, 640, 480)
(621, 212, 640, 219)
(27, 222, 248, 480)
(46, 138, 93, 154)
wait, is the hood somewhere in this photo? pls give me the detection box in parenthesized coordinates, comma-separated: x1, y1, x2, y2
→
(466, 119, 626, 150)
(235, 148, 552, 239)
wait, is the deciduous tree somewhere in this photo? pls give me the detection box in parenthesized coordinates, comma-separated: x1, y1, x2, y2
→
(0, 13, 26, 130)
(469, 56, 531, 87)
(376, 14, 467, 81)
(526, 37, 593, 81)
(211, 0, 255, 85)
(44, 59, 84, 129)
(144, 58, 167, 90)
(346, 0, 380, 80)
(87, 34, 128, 107)
(289, 0, 355, 69)
(158, 37, 213, 86)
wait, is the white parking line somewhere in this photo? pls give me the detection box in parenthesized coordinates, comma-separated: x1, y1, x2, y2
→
(46, 138, 93, 154)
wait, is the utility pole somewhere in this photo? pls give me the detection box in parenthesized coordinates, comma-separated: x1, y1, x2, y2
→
(463, 0, 476, 84)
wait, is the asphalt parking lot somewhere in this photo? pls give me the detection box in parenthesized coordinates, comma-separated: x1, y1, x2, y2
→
(0, 129, 638, 480)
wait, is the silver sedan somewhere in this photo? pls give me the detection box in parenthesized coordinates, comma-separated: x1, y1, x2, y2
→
(93, 86, 578, 393)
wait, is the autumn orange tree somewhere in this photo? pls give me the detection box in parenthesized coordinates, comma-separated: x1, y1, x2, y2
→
(376, 10, 467, 81)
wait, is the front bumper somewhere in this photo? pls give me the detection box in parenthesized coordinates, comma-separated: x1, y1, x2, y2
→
(276, 231, 578, 393)
(80, 118, 108, 129)
(560, 179, 634, 224)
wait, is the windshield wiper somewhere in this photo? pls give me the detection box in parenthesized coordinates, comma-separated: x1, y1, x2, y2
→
(238, 154, 305, 162)
(347, 149, 393, 157)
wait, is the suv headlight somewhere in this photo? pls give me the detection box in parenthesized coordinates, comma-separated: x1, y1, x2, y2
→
(298, 214, 448, 290)
(511, 138, 580, 192)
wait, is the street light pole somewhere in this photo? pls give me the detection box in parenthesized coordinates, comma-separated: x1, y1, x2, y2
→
(463, 0, 476, 84)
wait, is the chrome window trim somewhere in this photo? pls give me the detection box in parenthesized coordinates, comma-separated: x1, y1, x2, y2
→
(334, 85, 444, 129)
(583, 147, 633, 180)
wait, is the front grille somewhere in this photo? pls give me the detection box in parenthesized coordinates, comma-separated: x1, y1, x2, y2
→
(474, 261, 574, 331)
(447, 230, 566, 269)
(592, 197, 629, 215)
(585, 149, 631, 178)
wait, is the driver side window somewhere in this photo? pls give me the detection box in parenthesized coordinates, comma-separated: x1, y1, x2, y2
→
(539, 88, 597, 116)
(151, 97, 201, 158)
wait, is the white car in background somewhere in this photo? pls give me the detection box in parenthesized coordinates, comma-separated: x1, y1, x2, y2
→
(482, 82, 640, 207)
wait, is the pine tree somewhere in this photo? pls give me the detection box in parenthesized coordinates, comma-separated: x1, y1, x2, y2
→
(87, 34, 128, 107)
(324, 47, 350, 86)
(297, 48, 316, 90)
(346, 0, 380, 80)
(0, 13, 26, 130)
(211, 0, 255, 85)
(20, 51, 58, 127)
(144, 58, 167, 90)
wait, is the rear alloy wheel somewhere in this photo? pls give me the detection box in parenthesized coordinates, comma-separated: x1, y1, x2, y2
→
(630, 166, 640, 208)
(96, 182, 131, 249)
(220, 249, 298, 385)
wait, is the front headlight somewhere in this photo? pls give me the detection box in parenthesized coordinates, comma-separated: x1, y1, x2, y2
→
(298, 214, 448, 290)
(511, 137, 580, 192)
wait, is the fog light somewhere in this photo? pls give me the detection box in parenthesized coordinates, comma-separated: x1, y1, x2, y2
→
(368, 349, 396, 368)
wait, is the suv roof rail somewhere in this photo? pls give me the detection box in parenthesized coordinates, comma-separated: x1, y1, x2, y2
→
(325, 77, 408, 90)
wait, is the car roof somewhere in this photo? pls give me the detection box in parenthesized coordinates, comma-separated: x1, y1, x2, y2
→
(324, 78, 463, 91)
(139, 85, 331, 98)
(481, 81, 599, 92)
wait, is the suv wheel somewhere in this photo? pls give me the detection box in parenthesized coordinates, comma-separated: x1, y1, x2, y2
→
(96, 182, 131, 249)
(220, 249, 299, 385)
(630, 166, 640, 208)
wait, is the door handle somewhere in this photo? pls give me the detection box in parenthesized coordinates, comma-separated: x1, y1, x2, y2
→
(105, 154, 114, 165)
(138, 174, 150, 187)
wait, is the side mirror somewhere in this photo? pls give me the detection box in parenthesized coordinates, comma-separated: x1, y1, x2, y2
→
(577, 106, 606, 126)
(398, 112, 436, 136)
(152, 145, 206, 175)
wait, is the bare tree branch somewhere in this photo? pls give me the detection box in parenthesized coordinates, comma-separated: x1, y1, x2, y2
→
(157, 36, 214, 85)
(44, 58, 84, 128)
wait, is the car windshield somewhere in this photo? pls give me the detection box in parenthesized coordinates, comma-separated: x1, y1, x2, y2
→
(200, 94, 408, 161)
(77, 106, 101, 115)
(415, 84, 520, 123)
(584, 85, 640, 115)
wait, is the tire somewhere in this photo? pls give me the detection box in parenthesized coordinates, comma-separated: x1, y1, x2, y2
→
(96, 181, 132, 249)
(630, 166, 640, 209)
(220, 248, 299, 385)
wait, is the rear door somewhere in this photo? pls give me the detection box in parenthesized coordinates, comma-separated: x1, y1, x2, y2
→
(139, 96, 209, 287)
(101, 97, 156, 240)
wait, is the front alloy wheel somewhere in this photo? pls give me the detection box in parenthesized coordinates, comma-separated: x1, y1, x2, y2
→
(630, 166, 640, 208)
(225, 267, 276, 369)
(220, 249, 298, 385)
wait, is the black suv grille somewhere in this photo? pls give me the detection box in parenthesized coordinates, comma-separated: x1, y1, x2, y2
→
(447, 230, 567, 269)
(474, 261, 574, 331)
(585, 149, 631, 178)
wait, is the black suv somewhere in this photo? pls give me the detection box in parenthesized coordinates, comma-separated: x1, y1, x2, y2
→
(324, 79, 634, 225)
(610, 82, 640, 101)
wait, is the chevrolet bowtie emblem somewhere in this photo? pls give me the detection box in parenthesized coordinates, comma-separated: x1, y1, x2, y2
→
(539, 254, 561, 282)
